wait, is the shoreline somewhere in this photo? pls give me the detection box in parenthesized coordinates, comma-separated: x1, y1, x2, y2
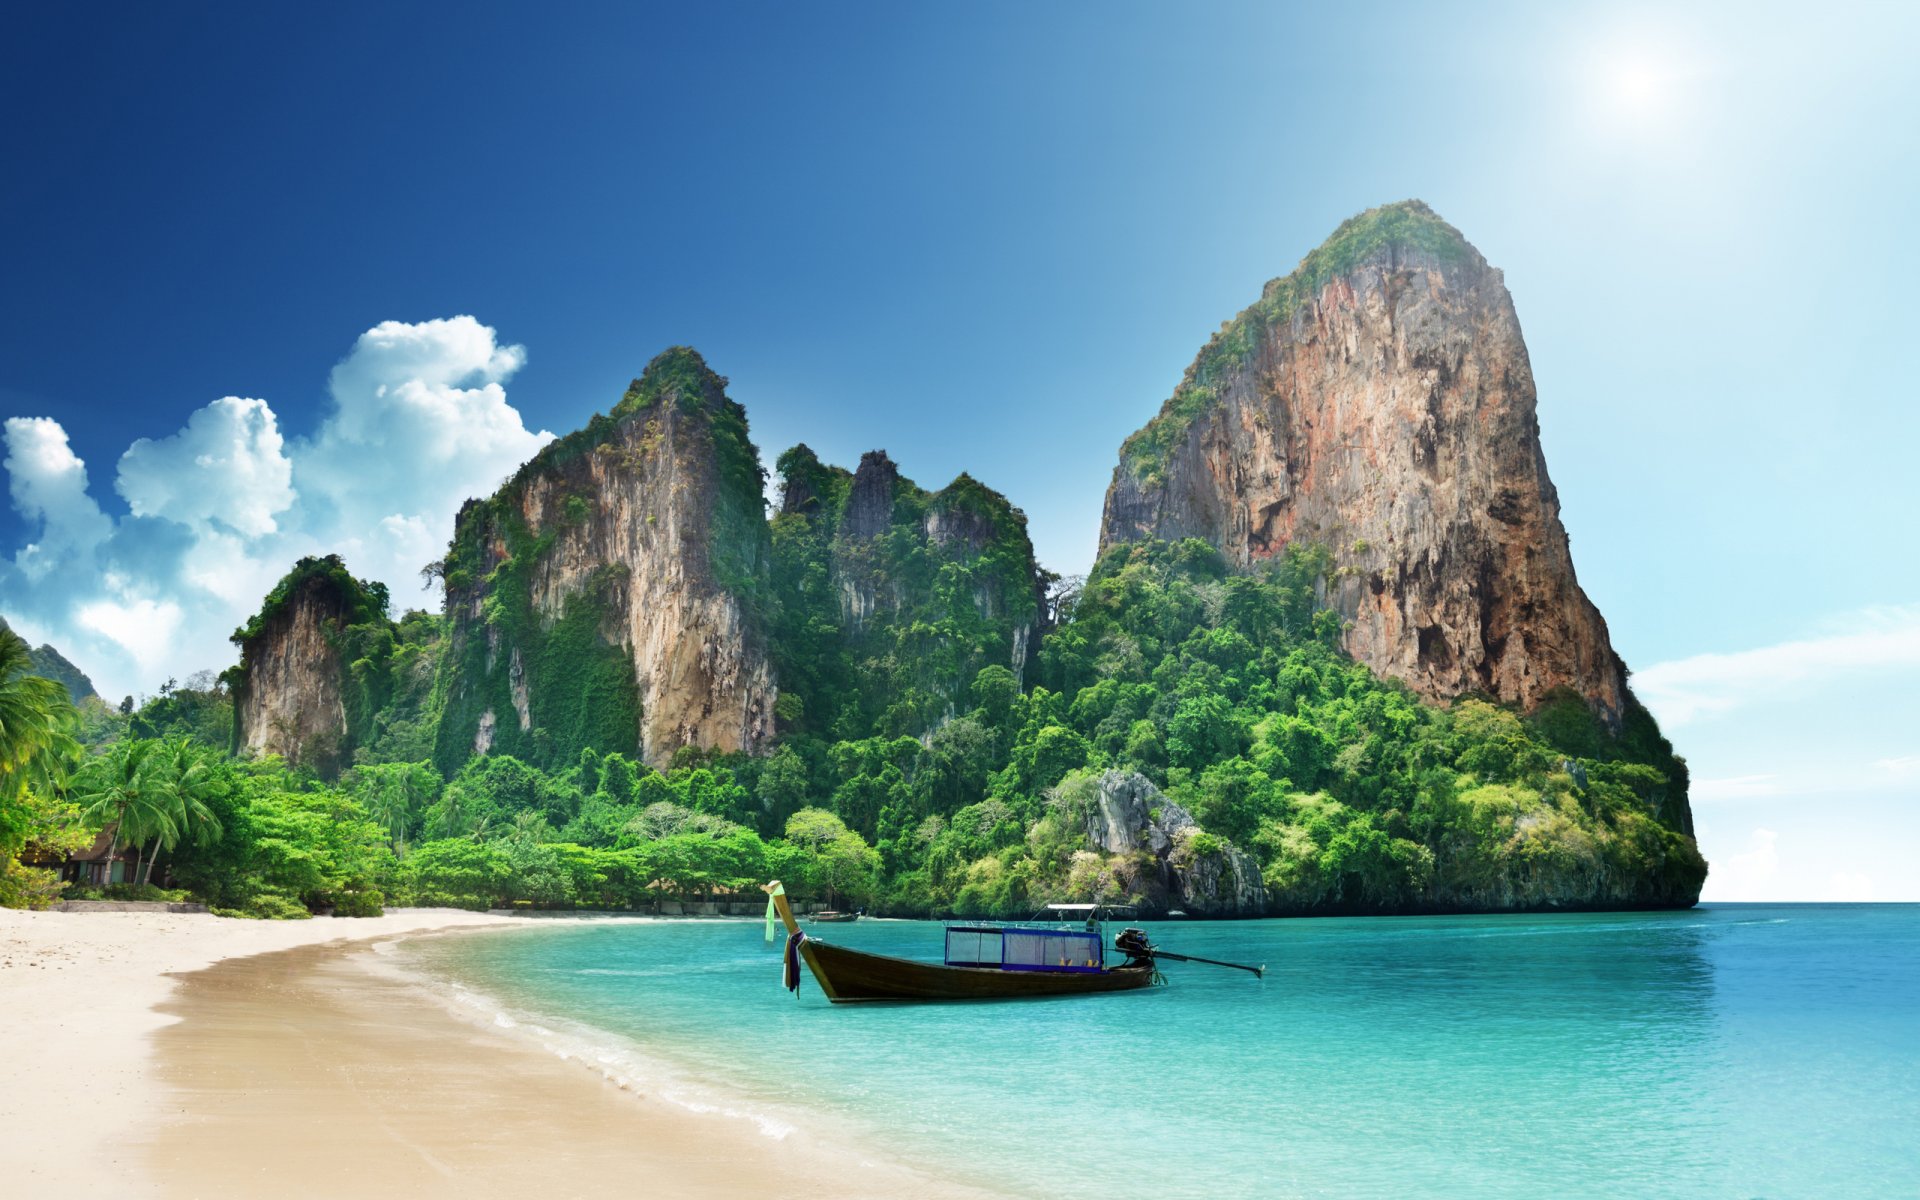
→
(0, 908, 996, 1199)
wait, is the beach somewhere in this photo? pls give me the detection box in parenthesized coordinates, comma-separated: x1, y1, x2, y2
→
(0, 908, 989, 1199)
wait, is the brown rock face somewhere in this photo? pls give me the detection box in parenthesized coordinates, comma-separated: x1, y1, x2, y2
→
(1101, 201, 1626, 724)
(231, 576, 354, 776)
(436, 348, 776, 770)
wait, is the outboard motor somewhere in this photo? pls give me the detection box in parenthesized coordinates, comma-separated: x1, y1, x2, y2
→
(1115, 927, 1153, 962)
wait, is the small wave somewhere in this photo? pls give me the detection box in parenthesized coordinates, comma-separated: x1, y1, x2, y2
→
(390, 957, 812, 1146)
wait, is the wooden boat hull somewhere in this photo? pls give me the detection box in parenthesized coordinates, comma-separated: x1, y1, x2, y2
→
(798, 937, 1155, 1002)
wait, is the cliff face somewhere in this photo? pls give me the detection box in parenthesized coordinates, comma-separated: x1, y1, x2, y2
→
(768, 444, 1048, 737)
(228, 556, 388, 777)
(433, 348, 776, 773)
(1102, 201, 1626, 725)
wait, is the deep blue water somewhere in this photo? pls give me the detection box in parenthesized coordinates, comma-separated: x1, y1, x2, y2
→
(397, 905, 1919, 1198)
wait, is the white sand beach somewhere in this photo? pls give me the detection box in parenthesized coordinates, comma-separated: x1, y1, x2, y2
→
(0, 908, 990, 1198)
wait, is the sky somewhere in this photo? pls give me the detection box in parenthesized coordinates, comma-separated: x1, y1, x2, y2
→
(2, 1, 1914, 900)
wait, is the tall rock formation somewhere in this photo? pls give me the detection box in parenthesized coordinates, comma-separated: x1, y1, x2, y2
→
(432, 348, 776, 773)
(769, 444, 1048, 737)
(228, 556, 391, 777)
(1102, 201, 1627, 725)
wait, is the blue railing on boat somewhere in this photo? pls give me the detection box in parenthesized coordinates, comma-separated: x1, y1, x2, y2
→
(944, 925, 1105, 973)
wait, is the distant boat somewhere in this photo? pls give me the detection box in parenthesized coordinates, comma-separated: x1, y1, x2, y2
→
(808, 909, 863, 924)
(763, 885, 1158, 1002)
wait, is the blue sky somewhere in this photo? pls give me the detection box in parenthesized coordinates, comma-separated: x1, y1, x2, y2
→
(2, 1, 1914, 899)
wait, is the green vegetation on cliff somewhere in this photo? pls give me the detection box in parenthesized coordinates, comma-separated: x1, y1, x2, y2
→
(766, 446, 1046, 741)
(4, 340, 1702, 919)
(431, 348, 769, 776)
(1120, 200, 1471, 483)
(224, 555, 414, 767)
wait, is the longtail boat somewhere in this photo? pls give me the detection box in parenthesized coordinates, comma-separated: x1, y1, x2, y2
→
(762, 882, 1159, 1002)
(808, 909, 863, 924)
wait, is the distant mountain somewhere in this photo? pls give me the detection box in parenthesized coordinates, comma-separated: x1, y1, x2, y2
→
(0, 615, 99, 702)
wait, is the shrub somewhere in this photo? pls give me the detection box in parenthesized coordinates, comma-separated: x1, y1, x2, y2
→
(330, 887, 385, 918)
(211, 891, 312, 920)
(0, 860, 67, 910)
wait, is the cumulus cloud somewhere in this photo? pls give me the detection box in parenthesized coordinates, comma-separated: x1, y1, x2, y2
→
(117, 396, 294, 537)
(1635, 606, 1920, 727)
(3, 417, 113, 580)
(0, 316, 552, 701)
(293, 316, 550, 591)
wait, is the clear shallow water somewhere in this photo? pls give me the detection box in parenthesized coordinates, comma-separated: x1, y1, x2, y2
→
(398, 905, 1919, 1198)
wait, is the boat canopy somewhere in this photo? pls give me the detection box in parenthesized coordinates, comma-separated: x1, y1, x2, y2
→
(1032, 902, 1139, 921)
(945, 925, 1105, 973)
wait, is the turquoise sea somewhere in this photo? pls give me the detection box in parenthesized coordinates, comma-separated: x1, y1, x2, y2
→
(397, 905, 1918, 1198)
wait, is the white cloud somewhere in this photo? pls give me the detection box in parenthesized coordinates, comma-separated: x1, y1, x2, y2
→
(0, 316, 552, 701)
(76, 597, 185, 673)
(1873, 755, 1920, 778)
(117, 396, 293, 537)
(2, 417, 113, 580)
(1634, 606, 1920, 727)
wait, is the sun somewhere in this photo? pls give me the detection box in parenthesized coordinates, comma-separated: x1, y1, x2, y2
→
(1611, 56, 1665, 113)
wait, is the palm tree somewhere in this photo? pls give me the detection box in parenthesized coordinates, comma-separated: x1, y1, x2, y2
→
(135, 739, 225, 886)
(353, 761, 437, 853)
(72, 739, 171, 885)
(0, 627, 79, 809)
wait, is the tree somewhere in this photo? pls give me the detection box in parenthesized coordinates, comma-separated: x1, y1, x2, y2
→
(755, 744, 810, 831)
(71, 739, 171, 885)
(0, 626, 80, 834)
(136, 739, 226, 885)
(784, 808, 879, 908)
(1166, 693, 1244, 770)
(350, 761, 441, 851)
(398, 838, 510, 909)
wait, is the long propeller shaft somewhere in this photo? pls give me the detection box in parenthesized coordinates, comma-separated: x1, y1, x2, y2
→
(1146, 948, 1265, 977)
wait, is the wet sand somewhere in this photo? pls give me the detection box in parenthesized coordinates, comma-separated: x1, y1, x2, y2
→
(1, 907, 520, 1195)
(147, 936, 990, 1198)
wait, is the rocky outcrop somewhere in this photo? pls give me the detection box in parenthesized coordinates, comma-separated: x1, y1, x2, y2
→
(1084, 771, 1266, 916)
(1101, 201, 1627, 726)
(433, 348, 776, 772)
(228, 556, 384, 777)
(769, 445, 1049, 736)
(840, 451, 899, 541)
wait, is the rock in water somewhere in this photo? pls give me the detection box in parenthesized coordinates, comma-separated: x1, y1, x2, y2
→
(432, 347, 776, 772)
(1101, 201, 1626, 725)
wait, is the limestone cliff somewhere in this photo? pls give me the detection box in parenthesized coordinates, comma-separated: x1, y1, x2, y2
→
(432, 348, 776, 773)
(769, 445, 1048, 737)
(227, 556, 389, 777)
(1102, 201, 1627, 726)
